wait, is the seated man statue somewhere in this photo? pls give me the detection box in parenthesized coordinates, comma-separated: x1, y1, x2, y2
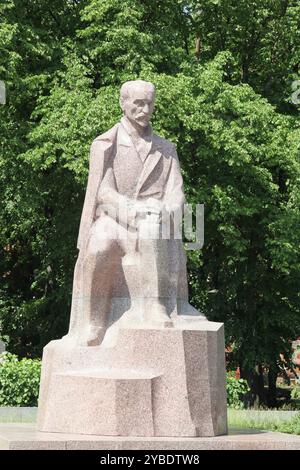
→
(66, 80, 205, 346)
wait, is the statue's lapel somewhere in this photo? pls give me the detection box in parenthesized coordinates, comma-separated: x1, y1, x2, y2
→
(117, 120, 164, 196)
(135, 136, 163, 195)
(117, 122, 133, 148)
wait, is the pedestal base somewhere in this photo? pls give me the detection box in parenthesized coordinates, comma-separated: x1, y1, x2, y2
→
(1, 424, 300, 450)
(37, 321, 227, 437)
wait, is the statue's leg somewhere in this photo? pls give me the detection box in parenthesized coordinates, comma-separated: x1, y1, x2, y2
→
(138, 234, 173, 324)
(175, 241, 207, 320)
(66, 255, 85, 339)
(119, 216, 172, 325)
(166, 238, 181, 315)
(80, 217, 121, 346)
(118, 231, 142, 320)
(66, 216, 121, 346)
(177, 242, 189, 302)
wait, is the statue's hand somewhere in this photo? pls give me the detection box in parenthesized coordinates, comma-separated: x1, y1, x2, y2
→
(136, 198, 163, 216)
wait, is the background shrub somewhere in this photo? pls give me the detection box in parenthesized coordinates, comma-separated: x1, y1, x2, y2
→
(226, 372, 250, 409)
(278, 413, 300, 435)
(0, 352, 41, 406)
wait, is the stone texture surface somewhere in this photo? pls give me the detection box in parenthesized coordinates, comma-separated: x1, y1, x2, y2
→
(37, 321, 227, 437)
(1, 424, 300, 450)
(37, 80, 226, 440)
(43, 369, 157, 436)
(66, 79, 206, 348)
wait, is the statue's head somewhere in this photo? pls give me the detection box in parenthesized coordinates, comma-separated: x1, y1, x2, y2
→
(120, 80, 155, 128)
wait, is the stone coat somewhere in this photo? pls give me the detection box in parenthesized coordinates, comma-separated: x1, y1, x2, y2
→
(77, 120, 185, 251)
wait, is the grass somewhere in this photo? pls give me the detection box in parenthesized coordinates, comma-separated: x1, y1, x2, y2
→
(228, 408, 300, 435)
(0, 407, 37, 423)
(0, 406, 300, 435)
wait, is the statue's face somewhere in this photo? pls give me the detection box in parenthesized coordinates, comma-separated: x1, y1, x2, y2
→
(122, 85, 155, 128)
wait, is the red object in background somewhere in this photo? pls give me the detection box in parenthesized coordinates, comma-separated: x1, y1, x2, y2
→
(226, 337, 300, 379)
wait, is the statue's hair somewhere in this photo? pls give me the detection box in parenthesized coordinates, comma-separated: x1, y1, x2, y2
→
(120, 80, 155, 103)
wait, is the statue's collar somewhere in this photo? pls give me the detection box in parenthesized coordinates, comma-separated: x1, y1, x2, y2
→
(118, 117, 163, 155)
(120, 116, 153, 144)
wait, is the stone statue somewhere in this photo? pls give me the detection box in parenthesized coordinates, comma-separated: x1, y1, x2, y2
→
(37, 81, 227, 439)
(66, 79, 205, 346)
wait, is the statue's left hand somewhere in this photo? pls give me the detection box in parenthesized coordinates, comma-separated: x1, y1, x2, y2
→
(136, 198, 163, 216)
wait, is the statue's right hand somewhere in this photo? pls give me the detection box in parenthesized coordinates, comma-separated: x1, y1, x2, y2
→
(135, 198, 162, 216)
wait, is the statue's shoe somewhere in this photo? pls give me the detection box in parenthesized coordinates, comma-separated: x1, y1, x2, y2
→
(75, 325, 105, 347)
(118, 306, 143, 326)
(59, 333, 79, 348)
(173, 301, 207, 323)
(119, 303, 173, 328)
(147, 304, 173, 328)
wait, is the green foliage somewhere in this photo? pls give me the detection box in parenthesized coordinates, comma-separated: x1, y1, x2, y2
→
(278, 413, 300, 435)
(0, 0, 300, 408)
(229, 409, 300, 435)
(291, 386, 300, 400)
(0, 353, 41, 407)
(188, 0, 300, 111)
(228, 409, 300, 435)
(226, 372, 250, 409)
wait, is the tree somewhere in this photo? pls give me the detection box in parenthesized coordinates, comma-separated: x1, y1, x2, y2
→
(188, 0, 300, 112)
(0, 0, 85, 356)
(0, 1, 300, 407)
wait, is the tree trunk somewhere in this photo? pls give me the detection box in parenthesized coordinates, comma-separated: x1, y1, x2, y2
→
(195, 37, 201, 60)
(267, 365, 278, 408)
(240, 364, 266, 408)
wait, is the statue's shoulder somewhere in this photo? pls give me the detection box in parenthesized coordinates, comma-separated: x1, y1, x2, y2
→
(153, 133, 177, 157)
(92, 123, 120, 149)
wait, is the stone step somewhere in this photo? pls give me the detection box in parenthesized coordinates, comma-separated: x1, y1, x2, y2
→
(40, 368, 160, 436)
(57, 367, 158, 380)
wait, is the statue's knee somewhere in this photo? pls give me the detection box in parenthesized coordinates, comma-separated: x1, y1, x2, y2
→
(84, 238, 114, 263)
(79, 216, 119, 265)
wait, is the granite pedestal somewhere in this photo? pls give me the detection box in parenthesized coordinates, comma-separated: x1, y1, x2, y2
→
(37, 321, 227, 437)
(1, 424, 300, 450)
